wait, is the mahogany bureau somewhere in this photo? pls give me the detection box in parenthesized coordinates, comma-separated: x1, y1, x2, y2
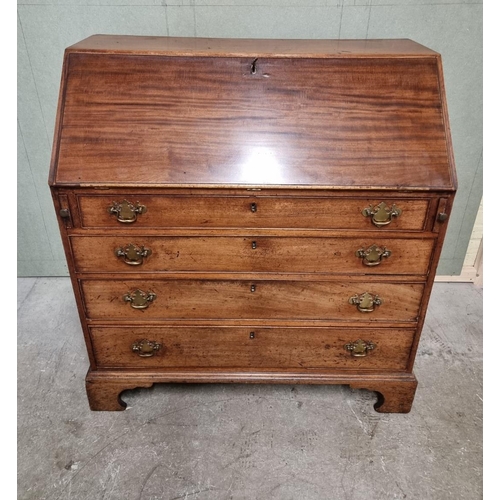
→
(49, 35, 456, 412)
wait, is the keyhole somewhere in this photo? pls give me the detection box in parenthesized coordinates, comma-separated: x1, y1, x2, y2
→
(251, 58, 258, 75)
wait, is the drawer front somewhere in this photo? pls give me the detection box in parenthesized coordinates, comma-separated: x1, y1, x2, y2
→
(81, 280, 424, 322)
(90, 326, 415, 371)
(77, 195, 429, 231)
(71, 235, 434, 275)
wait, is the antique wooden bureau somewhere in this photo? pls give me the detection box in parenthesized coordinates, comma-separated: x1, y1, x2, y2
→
(49, 35, 456, 412)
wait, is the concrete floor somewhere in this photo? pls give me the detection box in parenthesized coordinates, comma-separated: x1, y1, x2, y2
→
(18, 278, 482, 500)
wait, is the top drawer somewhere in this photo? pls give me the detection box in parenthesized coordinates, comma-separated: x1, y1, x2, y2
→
(77, 195, 430, 231)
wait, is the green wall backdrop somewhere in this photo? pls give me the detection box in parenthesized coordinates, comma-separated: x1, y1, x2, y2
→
(17, 0, 482, 276)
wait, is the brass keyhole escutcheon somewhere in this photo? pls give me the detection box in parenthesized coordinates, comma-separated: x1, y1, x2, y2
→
(108, 200, 147, 223)
(123, 289, 157, 310)
(250, 202, 257, 213)
(344, 339, 376, 357)
(349, 292, 383, 313)
(132, 339, 162, 357)
(115, 244, 152, 266)
(356, 245, 391, 267)
(362, 202, 402, 227)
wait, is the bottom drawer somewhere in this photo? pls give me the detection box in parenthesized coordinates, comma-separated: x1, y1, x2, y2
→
(90, 326, 415, 371)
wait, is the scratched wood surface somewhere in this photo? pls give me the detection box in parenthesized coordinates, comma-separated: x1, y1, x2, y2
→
(76, 195, 431, 230)
(90, 326, 415, 370)
(80, 279, 424, 322)
(70, 235, 435, 275)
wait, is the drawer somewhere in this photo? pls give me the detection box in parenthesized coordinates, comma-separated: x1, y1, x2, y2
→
(71, 235, 435, 275)
(77, 195, 430, 231)
(81, 280, 424, 322)
(90, 326, 415, 371)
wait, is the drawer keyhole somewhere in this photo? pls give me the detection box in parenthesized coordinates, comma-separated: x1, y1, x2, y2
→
(250, 202, 257, 213)
(250, 284, 256, 293)
(252, 241, 257, 249)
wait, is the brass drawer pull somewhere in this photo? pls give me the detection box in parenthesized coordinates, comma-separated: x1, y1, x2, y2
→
(132, 339, 162, 357)
(115, 244, 152, 266)
(356, 245, 391, 266)
(362, 202, 402, 227)
(349, 292, 383, 313)
(108, 200, 147, 223)
(123, 289, 157, 309)
(344, 339, 376, 357)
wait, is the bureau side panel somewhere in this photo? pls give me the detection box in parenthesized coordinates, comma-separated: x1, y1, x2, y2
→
(50, 188, 97, 369)
(407, 193, 456, 370)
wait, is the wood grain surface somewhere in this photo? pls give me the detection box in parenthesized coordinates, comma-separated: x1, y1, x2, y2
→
(77, 195, 430, 230)
(90, 326, 415, 370)
(85, 368, 418, 412)
(68, 36, 439, 58)
(70, 234, 435, 275)
(80, 279, 424, 322)
(350, 377, 418, 413)
(53, 52, 454, 190)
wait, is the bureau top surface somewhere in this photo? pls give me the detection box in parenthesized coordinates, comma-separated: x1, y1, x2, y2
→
(50, 35, 456, 191)
(67, 35, 438, 58)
